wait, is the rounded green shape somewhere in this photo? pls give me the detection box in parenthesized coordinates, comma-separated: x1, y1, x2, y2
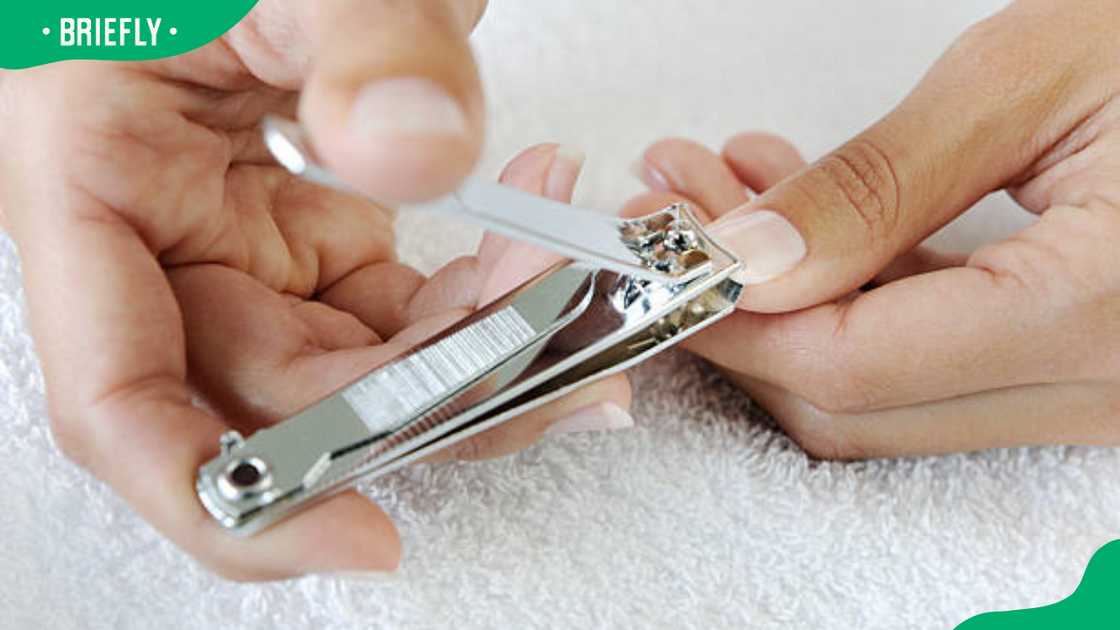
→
(957, 540, 1120, 629)
(1, 1, 259, 69)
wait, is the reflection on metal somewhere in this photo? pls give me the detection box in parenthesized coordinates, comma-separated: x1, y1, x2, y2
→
(195, 120, 744, 537)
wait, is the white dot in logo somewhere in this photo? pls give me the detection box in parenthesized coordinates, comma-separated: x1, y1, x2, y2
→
(42, 27, 50, 35)
(169, 27, 178, 36)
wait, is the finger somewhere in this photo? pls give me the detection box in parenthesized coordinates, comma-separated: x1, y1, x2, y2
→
(620, 191, 714, 223)
(318, 143, 584, 336)
(296, 0, 487, 202)
(91, 393, 400, 580)
(476, 143, 584, 305)
(434, 142, 636, 460)
(318, 261, 428, 340)
(320, 140, 620, 466)
(727, 372, 1120, 459)
(626, 188, 963, 288)
(172, 261, 480, 432)
(425, 374, 633, 462)
(170, 265, 382, 427)
(476, 143, 582, 284)
(707, 4, 1109, 312)
(686, 205, 1119, 412)
(721, 131, 807, 192)
(209, 165, 397, 297)
(320, 255, 517, 343)
(868, 246, 967, 287)
(177, 268, 631, 467)
(637, 138, 749, 218)
(7, 203, 398, 580)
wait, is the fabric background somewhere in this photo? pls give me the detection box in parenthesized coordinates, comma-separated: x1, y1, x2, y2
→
(3, 1, 1118, 628)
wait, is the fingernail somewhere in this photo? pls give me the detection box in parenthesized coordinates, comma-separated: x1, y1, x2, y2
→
(545, 402, 634, 437)
(323, 570, 394, 582)
(350, 78, 468, 139)
(709, 209, 807, 285)
(545, 144, 585, 200)
(630, 159, 671, 192)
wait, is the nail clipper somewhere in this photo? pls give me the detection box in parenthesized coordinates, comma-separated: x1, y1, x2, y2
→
(195, 118, 744, 536)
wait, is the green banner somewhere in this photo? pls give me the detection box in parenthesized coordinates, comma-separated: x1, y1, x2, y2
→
(1, 1, 259, 69)
(957, 540, 1120, 629)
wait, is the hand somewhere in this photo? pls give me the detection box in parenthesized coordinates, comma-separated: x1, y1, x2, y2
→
(0, 0, 630, 580)
(630, 0, 1120, 459)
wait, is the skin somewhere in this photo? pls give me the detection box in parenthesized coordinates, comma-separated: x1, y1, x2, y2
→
(631, 0, 1120, 458)
(1, 0, 1116, 581)
(0, 0, 629, 580)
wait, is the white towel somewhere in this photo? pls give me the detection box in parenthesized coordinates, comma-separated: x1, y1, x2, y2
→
(3, 1, 1117, 628)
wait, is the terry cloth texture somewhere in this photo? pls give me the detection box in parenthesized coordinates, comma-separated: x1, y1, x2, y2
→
(2, 1, 1117, 628)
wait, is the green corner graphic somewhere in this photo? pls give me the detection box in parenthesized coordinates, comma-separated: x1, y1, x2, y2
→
(956, 540, 1120, 629)
(1, 1, 259, 69)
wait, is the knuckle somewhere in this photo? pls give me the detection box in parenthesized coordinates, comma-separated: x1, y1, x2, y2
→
(969, 238, 1065, 301)
(970, 206, 1113, 302)
(812, 138, 902, 242)
(970, 213, 1120, 384)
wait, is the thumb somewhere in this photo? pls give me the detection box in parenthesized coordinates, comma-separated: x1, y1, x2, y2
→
(710, 108, 1011, 313)
(299, 1, 486, 203)
(709, 8, 1091, 313)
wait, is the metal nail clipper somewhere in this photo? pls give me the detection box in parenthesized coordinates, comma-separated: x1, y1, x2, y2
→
(195, 117, 744, 536)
